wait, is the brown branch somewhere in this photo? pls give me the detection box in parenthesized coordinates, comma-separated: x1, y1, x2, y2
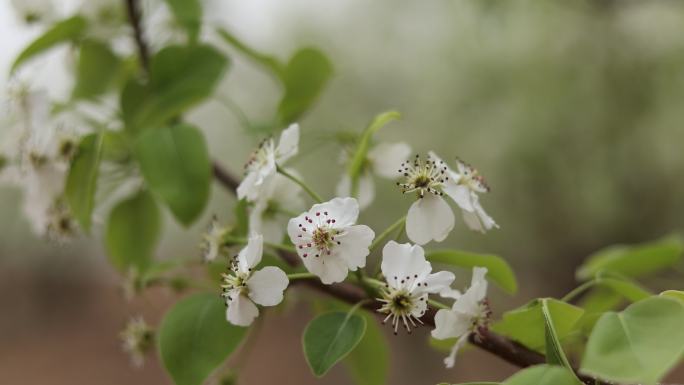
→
(212, 162, 241, 192)
(124, 0, 149, 72)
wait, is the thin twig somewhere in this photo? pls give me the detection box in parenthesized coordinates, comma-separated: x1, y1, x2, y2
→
(124, 0, 149, 72)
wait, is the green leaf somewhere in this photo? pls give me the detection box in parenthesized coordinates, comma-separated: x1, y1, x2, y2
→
(580, 296, 684, 385)
(217, 28, 284, 76)
(427, 250, 518, 294)
(72, 40, 122, 100)
(593, 274, 652, 302)
(158, 293, 247, 385)
(444, 365, 581, 385)
(135, 124, 211, 225)
(540, 299, 574, 373)
(504, 365, 581, 385)
(11, 16, 87, 73)
(576, 234, 684, 281)
(65, 132, 104, 232)
(277, 48, 333, 124)
(346, 111, 401, 196)
(303, 311, 366, 377)
(162, 0, 202, 41)
(661, 290, 684, 302)
(124, 45, 228, 133)
(345, 311, 389, 385)
(105, 190, 161, 273)
(492, 298, 584, 352)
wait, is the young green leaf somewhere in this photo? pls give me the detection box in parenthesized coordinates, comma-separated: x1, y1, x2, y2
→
(65, 132, 104, 232)
(72, 40, 122, 100)
(504, 365, 581, 385)
(427, 250, 517, 294)
(105, 190, 161, 273)
(11, 16, 87, 73)
(492, 298, 584, 353)
(134, 124, 211, 225)
(576, 234, 683, 281)
(442, 365, 581, 385)
(162, 0, 202, 41)
(303, 311, 366, 377)
(345, 311, 389, 385)
(124, 44, 229, 132)
(580, 296, 684, 385)
(158, 293, 247, 385)
(540, 299, 575, 374)
(277, 48, 333, 125)
(660, 290, 684, 302)
(346, 111, 401, 196)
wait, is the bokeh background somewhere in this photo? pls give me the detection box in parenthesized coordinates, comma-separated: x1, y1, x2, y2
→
(1, 0, 684, 384)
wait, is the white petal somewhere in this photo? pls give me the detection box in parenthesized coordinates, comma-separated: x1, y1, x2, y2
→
(444, 334, 470, 369)
(432, 308, 471, 340)
(462, 195, 498, 233)
(452, 269, 488, 317)
(335, 173, 374, 210)
(302, 253, 349, 284)
(334, 224, 374, 270)
(237, 171, 259, 201)
(422, 271, 456, 295)
(247, 266, 289, 306)
(443, 183, 474, 212)
(405, 195, 455, 245)
(276, 123, 299, 162)
(238, 234, 263, 273)
(314, 197, 359, 228)
(469, 267, 489, 302)
(380, 241, 430, 289)
(368, 142, 411, 178)
(226, 294, 259, 327)
(248, 200, 267, 238)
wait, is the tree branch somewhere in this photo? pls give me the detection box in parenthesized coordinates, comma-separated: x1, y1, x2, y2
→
(124, 0, 149, 72)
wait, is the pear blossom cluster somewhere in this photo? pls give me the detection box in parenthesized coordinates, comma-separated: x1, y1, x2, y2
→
(211, 123, 497, 369)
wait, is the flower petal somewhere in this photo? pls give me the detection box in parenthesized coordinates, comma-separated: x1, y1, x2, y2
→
(276, 123, 299, 162)
(410, 293, 428, 318)
(368, 142, 411, 178)
(461, 194, 498, 233)
(381, 241, 430, 289)
(432, 308, 471, 340)
(452, 268, 488, 316)
(315, 197, 360, 228)
(238, 234, 263, 273)
(442, 179, 474, 210)
(422, 270, 456, 295)
(247, 266, 289, 306)
(334, 224, 374, 270)
(406, 194, 455, 245)
(237, 170, 260, 201)
(226, 294, 259, 327)
(302, 253, 349, 284)
(444, 333, 470, 369)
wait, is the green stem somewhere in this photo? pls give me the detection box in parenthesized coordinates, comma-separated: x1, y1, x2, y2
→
(370, 215, 407, 252)
(277, 165, 324, 203)
(287, 272, 317, 281)
(428, 299, 451, 310)
(561, 280, 598, 303)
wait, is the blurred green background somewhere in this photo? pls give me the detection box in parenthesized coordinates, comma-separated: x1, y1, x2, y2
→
(1, 0, 684, 384)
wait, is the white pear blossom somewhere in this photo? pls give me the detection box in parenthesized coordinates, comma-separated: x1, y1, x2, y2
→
(287, 197, 375, 284)
(1, 87, 80, 240)
(237, 124, 299, 202)
(10, 0, 55, 24)
(200, 217, 230, 262)
(119, 316, 153, 368)
(221, 234, 289, 326)
(249, 172, 304, 244)
(336, 142, 412, 209)
(432, 267, 491, 368)
(397, 152, 497, 245)
(377, 241, 455, 334)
